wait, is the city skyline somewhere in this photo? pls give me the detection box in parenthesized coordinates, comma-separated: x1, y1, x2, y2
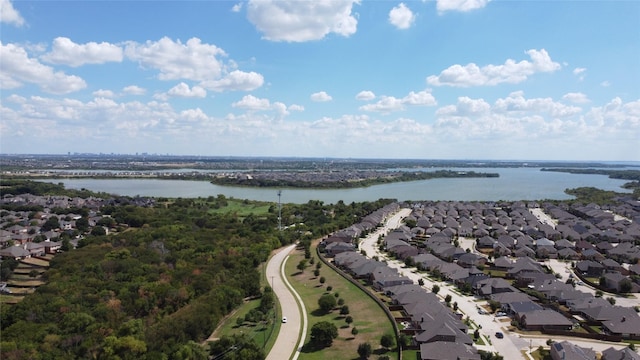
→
(1, 0, 639, 161)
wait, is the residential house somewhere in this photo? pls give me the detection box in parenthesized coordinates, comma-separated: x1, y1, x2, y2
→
(602, 346, 640, 360)
(520, 309, 573, 331)
(419, 341, 480, 360)
(550, 341, 596, 360)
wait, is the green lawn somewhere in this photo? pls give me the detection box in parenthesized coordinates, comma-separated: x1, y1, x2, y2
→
(207, 199, 272, 217)
(285, 243, 398, 360)
(208, 297, 280, 352)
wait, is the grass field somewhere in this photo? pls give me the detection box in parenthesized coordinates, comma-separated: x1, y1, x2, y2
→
(206, 297, 281, 353)
(207, 199, 272, 217)
(285, 244, 398, 360)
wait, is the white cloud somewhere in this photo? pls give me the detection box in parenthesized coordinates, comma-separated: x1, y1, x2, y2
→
(572, 67, 586, 81)
(427, 49, 560, 87)
(493, 91, 582, 117)
(231, 94, 298, 120)
(124, 37, 263, 92)
(0, 0, 24, 27)
(359, 90, 436, 113)
(246, 0, 359, 42)
(232, 94, 272, 111)
(389, 3, 415, 30)
(162, 82, 207, 99)
(562, 92, 589, 104)
(436, 0, 490, 14)
(311, 91, 333, 102)
(123, 85, 146, 95)
(125, 37, 226, 82)
(41, 37, 123, 67)
(436, 96, 490, 117)
(202, 70, 264, 92)
(0, 42, 87, 94)
(356, 90, 376, 101)
(231, 2, 243, 12)
(93, 89, 115, 98)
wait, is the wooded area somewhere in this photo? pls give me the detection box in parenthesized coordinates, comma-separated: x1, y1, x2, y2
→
(0, 180, 393, 359)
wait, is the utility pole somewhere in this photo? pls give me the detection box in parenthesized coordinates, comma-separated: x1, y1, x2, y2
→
(277, 190, 282, 231)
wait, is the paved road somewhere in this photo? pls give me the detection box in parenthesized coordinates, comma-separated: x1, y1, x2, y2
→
(360, 209, 525, 358)
(266, 244, 307, 360)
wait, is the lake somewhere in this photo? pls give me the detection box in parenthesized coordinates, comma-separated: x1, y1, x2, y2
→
(41, 167, 633, 204)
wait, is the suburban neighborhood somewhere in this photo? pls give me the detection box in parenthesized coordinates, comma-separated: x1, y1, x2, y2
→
(320, 199, 640, 359)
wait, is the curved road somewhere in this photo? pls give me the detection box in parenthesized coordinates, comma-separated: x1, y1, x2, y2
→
(265, 244, 307, 360)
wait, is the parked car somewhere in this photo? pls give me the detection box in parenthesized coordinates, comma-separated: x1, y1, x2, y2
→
(495, 332, 504, 339)
(282, 317, 287, 323)
(496, 311, 506, 317)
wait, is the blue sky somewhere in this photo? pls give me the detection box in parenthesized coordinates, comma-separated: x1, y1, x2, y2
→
(1, 0, 639, 161)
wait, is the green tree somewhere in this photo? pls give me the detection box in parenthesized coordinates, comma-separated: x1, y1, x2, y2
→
(351, 327, 359, 337)
(380, 333, 395, 349)
(432, 284, 440, 294)
(320, 276, 326, 284)
(297, 260, 307, 272)
(340, 305, 350, 316)
(318, 294, 337, 314)
(357, 342, 372, 359)
(310, 321, 338, 348)
(345, 315, 353, 326)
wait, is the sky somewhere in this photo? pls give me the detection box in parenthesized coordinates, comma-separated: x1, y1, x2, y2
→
(1, 0, 639, 161)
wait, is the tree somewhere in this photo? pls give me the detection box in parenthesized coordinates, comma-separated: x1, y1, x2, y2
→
(357, 342, 372, 359)
(319, 276, 326, 284)
(297, 260, 307, 273)
(445, 294, 452, 304)
(351, 327, 359, 337)
(318, 294, 337, 314)
(418, 278, 424, 286)
(398, 333, 411, 349)
(380, 333, 395, 349)
(345, 315, 353, 326)
(432, 284, 440, 294)
(337, 298, 345, 306)
(607, 297, 616, 305)
(340, 305, 350, 316)
(314, 269, 320, 277)
(310, 321, 338, 348)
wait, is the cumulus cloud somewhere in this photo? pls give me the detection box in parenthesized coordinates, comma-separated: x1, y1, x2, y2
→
(356, 90, 376, 101)
(0, 0, 25, 27)
(232, 94, 272, 111)
(427, 49, 560, 87)
(41, 37, 123, 67)
(311, 91, 333, 102)
(125, 37, 226, 82)
(153, 82, 207, 101)
(202, 70, 264, 92)
(246, 0, 359, 42)
(389, 3, 415, 30)
(0, 42, 87, 94)
(123, 37, 263, 92)
(359, 90, 436, 113)
(436, 96, 490, 117)
(436, 0, 490, 14)
(231, 94, 299, 119)
(493, 91, 581, 117)
(93, 89, 115, 98)
(562, 92, 589, 104)
(123, 85, 146, 95)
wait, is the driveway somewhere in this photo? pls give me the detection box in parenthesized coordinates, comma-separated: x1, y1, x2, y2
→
(265, 244, 307, 360)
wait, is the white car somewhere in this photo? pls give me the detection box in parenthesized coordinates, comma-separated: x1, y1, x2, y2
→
(282, 317, 287, 323)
